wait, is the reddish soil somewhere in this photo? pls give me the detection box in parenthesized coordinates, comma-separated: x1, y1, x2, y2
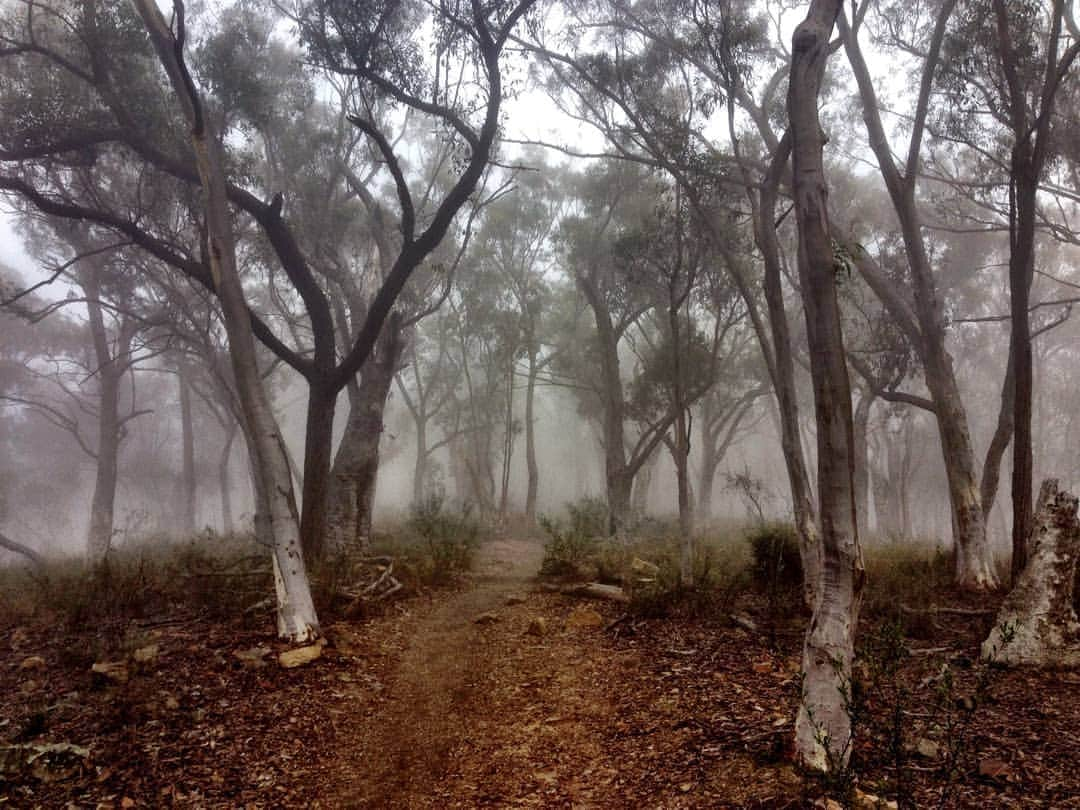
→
(2, 538, 1079, 808)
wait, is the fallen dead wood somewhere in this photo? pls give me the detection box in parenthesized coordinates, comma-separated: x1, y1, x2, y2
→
(729, 613, 759, 633)
(0, 531, 43, 566)
(343, 557, 403, 617)
(541, 581, 631, 604)
(900, 604, 995, 617)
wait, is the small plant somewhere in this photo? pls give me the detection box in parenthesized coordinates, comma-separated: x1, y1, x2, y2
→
(747, 522, 803, 631)
(405, 494, 481, 585)
(538, 496, 607, 578)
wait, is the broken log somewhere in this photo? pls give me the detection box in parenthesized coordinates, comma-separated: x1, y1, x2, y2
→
(0, 531, 43, 566)
(541, 581, 631, 604)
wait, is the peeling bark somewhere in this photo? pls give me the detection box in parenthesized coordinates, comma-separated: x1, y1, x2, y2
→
(788, 0, 865, 772)
(134, 0, 319, 641)
(982, 479, 1080, 667)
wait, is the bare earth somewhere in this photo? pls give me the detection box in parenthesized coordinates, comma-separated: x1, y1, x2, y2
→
(3, 537, 1080, 808)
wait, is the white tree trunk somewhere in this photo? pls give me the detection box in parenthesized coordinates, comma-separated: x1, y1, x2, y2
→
(134, 0, 320, 642)
(982, 479, 1080, 667)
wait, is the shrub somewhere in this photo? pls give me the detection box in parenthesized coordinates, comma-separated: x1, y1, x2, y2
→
(538, 496, 608, 578)
(747, 522, 803, 592)
(403, 494, 482, 585)
(0, 531, 267, 632)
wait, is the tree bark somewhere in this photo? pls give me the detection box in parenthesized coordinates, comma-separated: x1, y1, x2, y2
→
(82, 268, 128, 565)
(852, 392, 873, 532)
(524, 349, 540, 524)
(299, 381, 336, 559)
(789, 0, 865, 771)
(326, 327, 403, 550)
(982, 479, 1080, 667)
(178, 364, 197, 535)
(759, 133, 822, 607)
(412, 413, 429, 507)
(840, 3, 998, 590)
(134, 0, 319, 641)
(219, 420, 237, 534)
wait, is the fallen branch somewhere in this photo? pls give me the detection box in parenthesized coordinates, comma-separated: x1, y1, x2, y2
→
(729, 613, 759, 633)
(0, 531, 44, 566)
(900, 604, 995, 617)
(547, 582, 630, 604)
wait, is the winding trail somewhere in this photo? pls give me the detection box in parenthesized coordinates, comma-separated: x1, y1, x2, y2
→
(330, 537, 635, 807)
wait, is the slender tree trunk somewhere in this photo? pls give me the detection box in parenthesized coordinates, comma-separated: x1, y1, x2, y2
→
(697, 444, 716, 523)
(980, 348, 1015, 523)
(759, 133, 821, 607)
(789, 0, 865, 771)
(135, 0, 319, 641)
(840, 3, 997, 590)
(852, 393, 872, 532)
(219, 421, 237, 534)
(499, 364, 515, 517)
(87, 370, 120, 564)
(631, 448, 657, 517)
(674, 418, 693, 586)
(82, 269, 125, 565)
(524, 351, 540, 524)
(608, 471, 633, 535)
(412, 416, 428, 506)
(178, 365, 197, 535)
(584, 288, 632, 535)
(924, 347, 998, 587)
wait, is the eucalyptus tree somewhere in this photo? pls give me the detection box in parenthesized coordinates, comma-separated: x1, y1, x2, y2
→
(518, 0, 824, 601)
(787, 0, 864, 773)
(939, 0, 1079, 578)
(472, 160, 563, 522)
(558, 160, 685, 533)
(0, 224, 165, 563)
(0, 0, 538, 568)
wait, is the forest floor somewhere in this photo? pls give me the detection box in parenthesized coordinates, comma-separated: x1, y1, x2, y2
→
(2, 536, 1080, 808)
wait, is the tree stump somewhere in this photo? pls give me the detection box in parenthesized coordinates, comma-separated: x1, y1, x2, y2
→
(981, 479, 1080, 667)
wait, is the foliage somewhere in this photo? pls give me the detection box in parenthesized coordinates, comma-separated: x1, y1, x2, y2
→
(538, 496, 608, 577)
(400, 494, 482, 586)
(0, 531, 269, 633)
(746, 522, 802, 594)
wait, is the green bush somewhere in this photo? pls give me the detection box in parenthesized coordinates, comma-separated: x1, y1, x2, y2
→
(403, 494, 481, 585)
(0, 531, 267, 632)
(538, 496, 608, 578)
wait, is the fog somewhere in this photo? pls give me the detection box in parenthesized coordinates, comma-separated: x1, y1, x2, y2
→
(0, 0, 1077, 580)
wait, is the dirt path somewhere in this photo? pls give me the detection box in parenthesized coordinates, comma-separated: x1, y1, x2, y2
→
(329, 537, 639, 807)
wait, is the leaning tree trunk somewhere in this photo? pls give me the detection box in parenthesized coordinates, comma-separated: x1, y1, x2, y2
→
(925, 349, 999, 589)
(981, 479, 1080, 667)
(789, 0, 865, 772)
(135, 0, 319, 642)
(0, 531, 43, 566)
(326, 330, 402, 551)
